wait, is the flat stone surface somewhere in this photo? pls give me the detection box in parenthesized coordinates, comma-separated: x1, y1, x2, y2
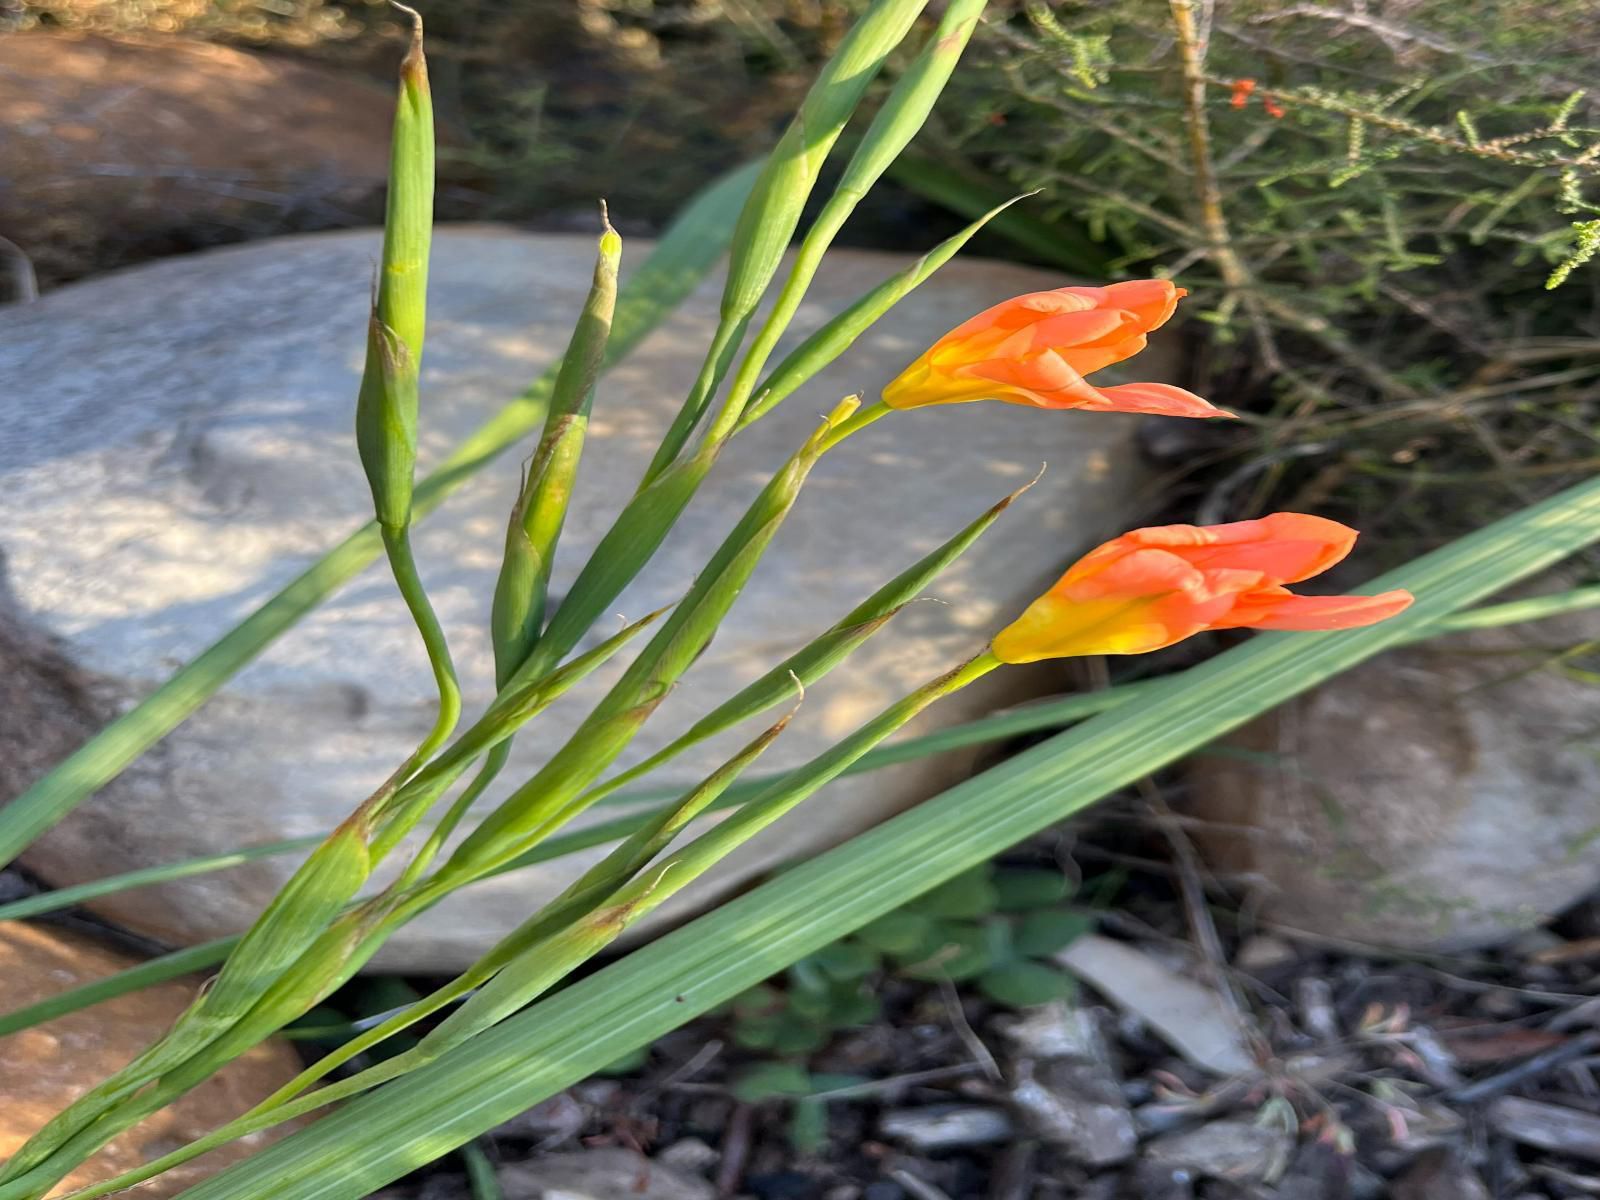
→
(0, 226, 1165, 972)
(498, 1148, 713, 1200)
(1489, 1096, 1600, 1163)
(1187, 610, 1600, 951)
(0, 920, 305, 1198)
(1054, 936, 1254, 1076)
(877, 1105, 1016, 1150)
(1144, 1118, 1291, 1183)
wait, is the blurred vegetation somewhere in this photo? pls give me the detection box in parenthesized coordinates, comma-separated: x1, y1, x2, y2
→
(920, 0, 1600, 555)
(718, 861, 1092, 1152)
(3, 1, 856, 226)
(8, 0, 1600, 548)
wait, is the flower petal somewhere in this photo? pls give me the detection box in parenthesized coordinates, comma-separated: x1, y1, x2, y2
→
(1087, 382, 1235, 419)
(1219, 588, 1415, 631)
(1117, 514, 1356, 585)
(1061, 280, 1184, 334)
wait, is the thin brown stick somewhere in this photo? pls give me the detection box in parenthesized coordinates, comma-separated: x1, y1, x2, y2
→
(1169, 0, 1284, 372)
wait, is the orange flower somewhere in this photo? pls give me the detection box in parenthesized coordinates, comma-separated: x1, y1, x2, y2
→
(991, 513, 1413, 663)
(881, 280, 1231, 419)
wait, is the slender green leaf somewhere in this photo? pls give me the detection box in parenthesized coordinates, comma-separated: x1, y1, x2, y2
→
(644, 0, 930, 476)
(714, 0, 986, 431)
(0, 940, 234, 1040)
(0, 839, 320, 924)
(7, 574, 1592, 1042)
(582, 475, 1032, 804)
(442, 407, 845, 881)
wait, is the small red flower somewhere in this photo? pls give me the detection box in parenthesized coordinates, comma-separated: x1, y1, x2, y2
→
(1230, 78, 1257, 109)
(1263, 94, 1287, 119)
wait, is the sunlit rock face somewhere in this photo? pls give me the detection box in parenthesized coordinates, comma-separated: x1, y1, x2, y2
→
(0, 227, 1166, 971)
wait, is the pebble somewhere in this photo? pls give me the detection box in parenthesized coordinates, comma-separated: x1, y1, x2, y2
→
(1390, 1148, 1491, 1200)
(995, 1002, 1136, 1166)
(1055, 936, 1255, 1075)
(490, 1091, 587, 1144)
(1143, 1119, 1292, 1183)
(1128, 1162, 1196, 1200)
(876, 1105, 1015, 1151)
(1009, 1058, 1136, 1166)
(994, 1002, 1107, 1060)
(497, 1147, 713, 1200)
(1233, 935, 1298, 972)
(1489, 1096, 1600, 1163)
(656, 1138, 719, 1172)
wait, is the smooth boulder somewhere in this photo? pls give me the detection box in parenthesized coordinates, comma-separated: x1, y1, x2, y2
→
(0, 32, 396, 286)
(1187, 610, 1600, 950)
(0, 226, 1165, 972)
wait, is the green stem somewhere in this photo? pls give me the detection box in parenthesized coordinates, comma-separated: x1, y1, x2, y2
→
(395, 743, 511, 890)
(378, 524, 462, 786)
(818, 397, 894, 451)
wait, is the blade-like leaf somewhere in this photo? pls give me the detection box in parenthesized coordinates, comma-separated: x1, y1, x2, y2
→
(643, 0, 931, 477)
(181, 475, 1600, 1200)
(712, 0, 987, 433)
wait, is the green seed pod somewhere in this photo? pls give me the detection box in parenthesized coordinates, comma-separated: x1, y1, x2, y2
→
(355, 3, 433, 534)
(354, 314, 418, 532)
(491, 220, 621, 685)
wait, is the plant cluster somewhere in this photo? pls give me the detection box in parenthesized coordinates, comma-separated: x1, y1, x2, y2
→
(5, 4, 1600, 1199)
(709, 861, 1091, 1151)
(729, 865, 1089, 1054)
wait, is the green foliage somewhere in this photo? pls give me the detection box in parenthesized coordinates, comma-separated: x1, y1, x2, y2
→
(715, 858, 1086, 1152)
(719, 857, 1089, 1150)
(169, 474, 1600, 1200)
(917, 0, 1600, 547)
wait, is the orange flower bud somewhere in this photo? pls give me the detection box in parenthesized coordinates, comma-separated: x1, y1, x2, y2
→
(882, 280, 1231, 419)
(1230, 78, 1257, 109)
(991, 513, 1414, 663)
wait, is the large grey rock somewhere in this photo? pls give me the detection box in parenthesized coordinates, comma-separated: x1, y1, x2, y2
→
(0, 225, 1164, 972)
(1187, 611, 1600, 952)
